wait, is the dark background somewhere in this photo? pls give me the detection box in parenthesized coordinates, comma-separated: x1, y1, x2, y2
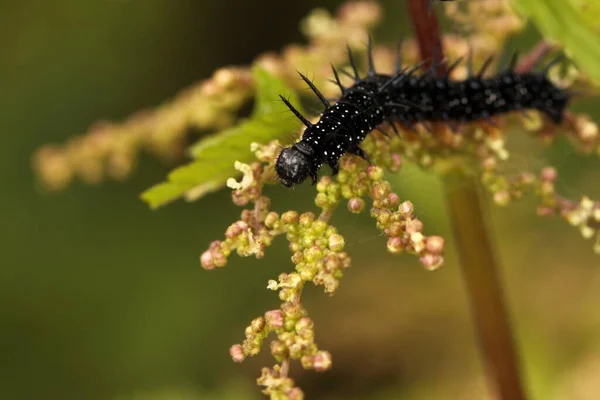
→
(2, 1, 600, 399)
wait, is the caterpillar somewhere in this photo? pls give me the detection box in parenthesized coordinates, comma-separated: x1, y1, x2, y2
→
(275, 38, 570, 187)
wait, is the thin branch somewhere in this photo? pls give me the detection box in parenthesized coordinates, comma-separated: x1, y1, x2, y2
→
(318, 208, 335, 222)
(280, 359, 290, 378)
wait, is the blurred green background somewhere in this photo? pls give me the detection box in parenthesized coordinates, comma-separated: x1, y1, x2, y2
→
(2, 1, 600, 399)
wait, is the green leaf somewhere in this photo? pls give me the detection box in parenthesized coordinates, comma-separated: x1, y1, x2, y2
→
(140, 66, 302, 209)
(511, 0, 600, 85)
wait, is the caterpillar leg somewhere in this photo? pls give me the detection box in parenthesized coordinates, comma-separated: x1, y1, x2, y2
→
(310, 171, 319, 185)
(328, 160, 340, 176)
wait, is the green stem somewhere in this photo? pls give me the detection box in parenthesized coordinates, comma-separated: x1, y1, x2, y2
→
(405, 1, 528, 397)
(442, 166, 527, 400)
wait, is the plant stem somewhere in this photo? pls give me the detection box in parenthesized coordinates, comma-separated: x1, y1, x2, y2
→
(407, 0, 445, 72)
(406, 1, 527, 399)
(442, 167, 526, 400)
(280, 359, 290, 377)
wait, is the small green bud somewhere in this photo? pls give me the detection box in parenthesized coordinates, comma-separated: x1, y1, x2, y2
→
(316, 176, 333, 192)
(312, 220, 327, 235)
(336, 170, 349, 184)
(298, 265, 317, 281)
(315, 192, 329, 208)
(304, 246, 323, 262)
(264, 212, 279, 228)
(328, 234, 345, 251)
(341, 185, 354, 199)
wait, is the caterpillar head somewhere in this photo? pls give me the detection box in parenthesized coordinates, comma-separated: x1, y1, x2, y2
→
(275, 143, 316, 187)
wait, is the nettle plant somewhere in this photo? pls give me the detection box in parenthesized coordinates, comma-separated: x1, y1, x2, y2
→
(34, 1, 600, 399)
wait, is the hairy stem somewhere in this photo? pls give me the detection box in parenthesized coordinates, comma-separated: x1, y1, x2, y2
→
(442, 167, 526, 400)
(407, 1, 527, 399)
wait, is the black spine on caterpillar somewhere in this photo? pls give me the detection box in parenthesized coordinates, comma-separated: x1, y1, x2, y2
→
(390, 51, 570, 125)
(275, 38, 570, 188)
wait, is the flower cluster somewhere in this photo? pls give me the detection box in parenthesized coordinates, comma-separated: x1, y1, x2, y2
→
(33, 68, 253, 191)
(482, 161, 600, 253)
(231, 303, 333, 399)
(198, 130, 443, 398)
(314, 151, 445, 270)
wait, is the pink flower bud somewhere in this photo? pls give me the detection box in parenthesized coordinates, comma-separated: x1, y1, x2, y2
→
(225, 222, 242, 239)
(540, 167, 557, 182)
(313, 351, 332, 372)
(200, 250, 215, 270)
(481, 157, 497, 171)
(265, 310, 284, 329)
(389, 153, 402, 172)
(387, 192, 400, 207)
(399, 200, 414, 216)
(425, 236, 445, 254)
(405, 218, 423, 234)
(387, 237, 404, 254)
(288, 387, 304, 400)
(230, 344, 245, 363)
(420, 254, 444, 271)
(493, 191, 510, 206)
(347, 197, 366, 213)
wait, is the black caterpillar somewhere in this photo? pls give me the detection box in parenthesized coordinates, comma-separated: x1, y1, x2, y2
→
(275, 38, 570, 187)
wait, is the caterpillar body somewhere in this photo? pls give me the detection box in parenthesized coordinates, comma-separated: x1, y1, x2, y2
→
(275, 39, 570, 187)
